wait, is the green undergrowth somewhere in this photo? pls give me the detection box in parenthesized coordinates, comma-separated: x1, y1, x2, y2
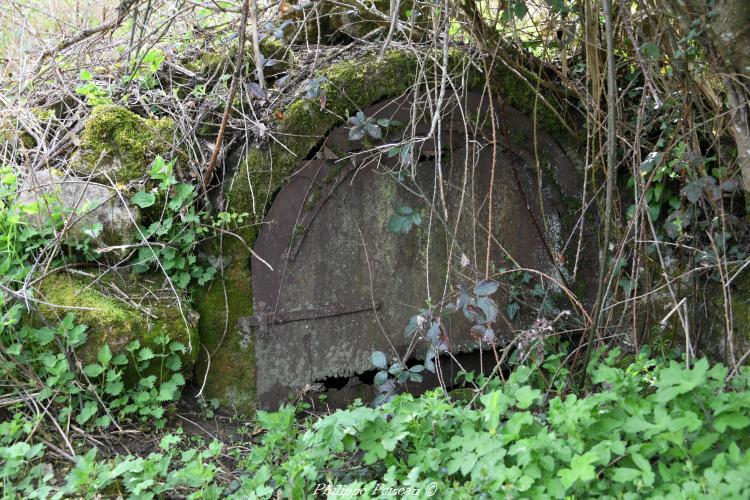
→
(237, 350, 750, 499)
(3, 345, 750, 497)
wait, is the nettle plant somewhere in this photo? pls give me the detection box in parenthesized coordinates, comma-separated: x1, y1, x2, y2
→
(130, 156, 217, 289)
(82, 334, 188, 429)
(4, 313, 187, 431)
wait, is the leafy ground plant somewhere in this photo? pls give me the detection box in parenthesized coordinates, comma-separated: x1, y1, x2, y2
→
(235, 350, 750, 499)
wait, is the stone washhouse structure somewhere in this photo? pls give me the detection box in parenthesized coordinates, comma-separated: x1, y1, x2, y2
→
(193, 51, 596, 413)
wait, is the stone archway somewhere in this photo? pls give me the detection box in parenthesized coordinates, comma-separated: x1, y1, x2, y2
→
(245, 92, 592, 409)
(194, 52, 588, 414)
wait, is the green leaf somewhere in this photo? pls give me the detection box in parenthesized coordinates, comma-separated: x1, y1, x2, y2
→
(83, 363, 105, 378)
(640, 42, 660, 60)
(388, 214, 413, 234)
(131, 190, 156, 209)
(477, 296, 498, 323)
(75, 401, 98, 426)
(654, 358, 708, 403)
(611, 467, 640, 483)
(105, 381, 124, 396)
(6, 343, 22, 356)
(395, 205, 414, 216)
(514, 386, 541, 409)
(682, 182, 702, 204)
(138, 347, 155, 362)
(158, 382, 179, 402)
(374, 370, 389, 386)
(112, 353, 128, 365)
(82, 222, 103, 239)
(169, 183, 194, 211)
(653, 183, 664, 202)
(558, 452, 597, 488)
(371, 351, 388, 369)
(507, 302, 520, 320)
(474, 279, 499, 296)
(97, 345, 112, 367)
(714, 413, 750, 432)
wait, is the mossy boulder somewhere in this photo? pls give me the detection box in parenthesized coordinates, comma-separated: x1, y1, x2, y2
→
(75, 106, 175, 184)
(38, 272, 199, 385)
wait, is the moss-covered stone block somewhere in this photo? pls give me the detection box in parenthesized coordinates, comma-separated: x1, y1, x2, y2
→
(76, 106, 175, 183)
(38, 272, 199, 384)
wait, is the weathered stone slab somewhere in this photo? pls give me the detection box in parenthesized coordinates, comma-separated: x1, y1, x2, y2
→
(16, 169, 140, 249)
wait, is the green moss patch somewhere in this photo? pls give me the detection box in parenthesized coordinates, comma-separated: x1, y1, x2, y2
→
(38, 272, 198, 385)
(77, 105, 175, 183)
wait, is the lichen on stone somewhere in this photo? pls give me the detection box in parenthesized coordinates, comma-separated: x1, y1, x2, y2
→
(77, 105, 175, 183)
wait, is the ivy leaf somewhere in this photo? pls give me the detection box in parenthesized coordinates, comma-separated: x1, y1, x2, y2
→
(507, 302, 520, 320)
(131, 190, 156, 209)
(395, 205, 414, 216)
(682, 182, 702, 204)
